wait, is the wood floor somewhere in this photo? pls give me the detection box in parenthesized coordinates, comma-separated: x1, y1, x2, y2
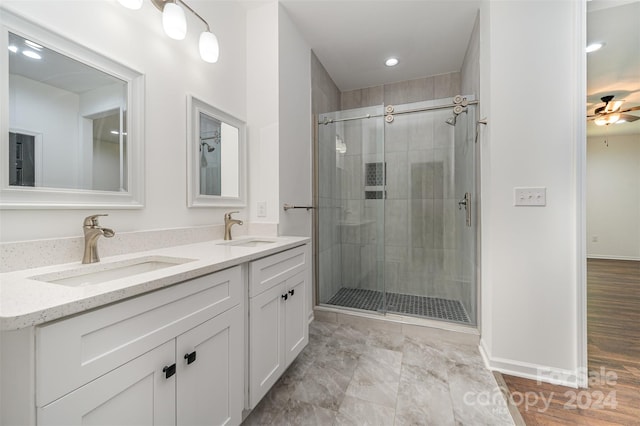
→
(503, 259, 640, 425)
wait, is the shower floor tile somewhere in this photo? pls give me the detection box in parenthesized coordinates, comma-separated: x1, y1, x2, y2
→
(326, 287, 471, 323)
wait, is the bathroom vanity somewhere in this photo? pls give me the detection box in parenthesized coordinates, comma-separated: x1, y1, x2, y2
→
(0, 237, 311, 426)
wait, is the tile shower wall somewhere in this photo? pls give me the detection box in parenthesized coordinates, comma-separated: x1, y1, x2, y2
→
(340, 73, 469, 304)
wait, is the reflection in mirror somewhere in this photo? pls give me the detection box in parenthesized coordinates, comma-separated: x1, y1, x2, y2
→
(8, 32, 127, 191)
(187, 96, 245, 207)
(199, 113, 239, 197)
(1, 10, 144, 208)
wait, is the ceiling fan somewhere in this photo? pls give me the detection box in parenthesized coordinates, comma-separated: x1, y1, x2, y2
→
(587, 95, 640, 126)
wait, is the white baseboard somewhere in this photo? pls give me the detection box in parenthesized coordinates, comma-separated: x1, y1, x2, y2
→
(587, 254, 640, 261)
(479, 339, 581, 389)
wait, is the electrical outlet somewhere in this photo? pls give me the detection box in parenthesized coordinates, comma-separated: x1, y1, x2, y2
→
(514, 187, 546, 206)
(257, 201, 267, 217)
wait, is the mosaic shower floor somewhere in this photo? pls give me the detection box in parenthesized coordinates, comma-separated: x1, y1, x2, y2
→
(326, 287, 471, 324)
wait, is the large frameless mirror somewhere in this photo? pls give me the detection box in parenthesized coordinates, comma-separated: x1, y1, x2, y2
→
(187, 95, 246, 207)
(0, 10, 144, 208)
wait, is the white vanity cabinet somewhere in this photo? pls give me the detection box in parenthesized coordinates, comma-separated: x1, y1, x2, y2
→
(35, 266, 244, 426)
(248, 245, 310, 408)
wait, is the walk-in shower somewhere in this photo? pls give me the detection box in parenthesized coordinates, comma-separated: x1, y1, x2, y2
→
(315, 95, 478, 326)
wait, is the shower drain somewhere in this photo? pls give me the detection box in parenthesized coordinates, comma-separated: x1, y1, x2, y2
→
(326, 287, 471, 323)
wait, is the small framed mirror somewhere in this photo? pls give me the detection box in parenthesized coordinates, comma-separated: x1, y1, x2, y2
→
(0, 10, 144, 209)
(187, 95, 246, 208)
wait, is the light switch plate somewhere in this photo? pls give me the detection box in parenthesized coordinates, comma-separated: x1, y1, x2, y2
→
(514, 187, 546, 206)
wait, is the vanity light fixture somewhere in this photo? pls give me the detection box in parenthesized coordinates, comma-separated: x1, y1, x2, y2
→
(119, 0, 219, 63)
(162, 1, 187, 40)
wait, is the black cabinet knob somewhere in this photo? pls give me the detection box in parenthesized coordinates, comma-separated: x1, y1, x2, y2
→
(184, 351, 197, 365)
(281, 293, 288, 301)
(163, 363, 176, 379)
(288, 289, 295, 296)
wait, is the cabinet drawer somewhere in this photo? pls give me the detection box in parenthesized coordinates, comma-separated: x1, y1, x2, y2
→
(249, 245, 308, 297)
(36, 266, 242, 407)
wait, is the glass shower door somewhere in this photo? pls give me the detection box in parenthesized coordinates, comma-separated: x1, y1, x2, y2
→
(317, 105, 387, 314)
(381, 98, 477, 325)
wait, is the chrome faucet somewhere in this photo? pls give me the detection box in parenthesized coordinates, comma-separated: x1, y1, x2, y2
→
(224, 211, 243, 240)
(82, 214, 115, 264)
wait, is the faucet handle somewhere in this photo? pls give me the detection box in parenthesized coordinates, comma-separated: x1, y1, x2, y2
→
(83, 214, 108, 227)
(225, 211, 239, 219)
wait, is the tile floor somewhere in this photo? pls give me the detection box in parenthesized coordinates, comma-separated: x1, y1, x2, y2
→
(243, 318, 514, 425)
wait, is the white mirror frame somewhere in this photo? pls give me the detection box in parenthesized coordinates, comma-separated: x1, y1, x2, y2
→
(0, 9, 145, 209)
(187, 95, 246, 208)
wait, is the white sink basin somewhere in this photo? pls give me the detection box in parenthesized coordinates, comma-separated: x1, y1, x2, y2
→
(217, 238, 278, 248)
(31, 256, 196, 287)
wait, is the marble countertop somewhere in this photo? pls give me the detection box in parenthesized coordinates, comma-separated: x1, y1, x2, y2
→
(0, 236, 310, 331)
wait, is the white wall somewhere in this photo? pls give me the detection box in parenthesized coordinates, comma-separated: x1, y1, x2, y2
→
(0, 0, 247, 242)
(245, 1, 312, 237)
(587, 134, 640, 260)
(479, 0, 585, 386)
(246, 2, 280, 227)
(277, 5, 312, 237)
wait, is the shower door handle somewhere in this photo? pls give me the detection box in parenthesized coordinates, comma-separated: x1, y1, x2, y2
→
(458, 192, 471, 227)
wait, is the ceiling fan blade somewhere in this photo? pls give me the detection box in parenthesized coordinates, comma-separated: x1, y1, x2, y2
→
(619, 105, 640, 113)
(619, 114, 639, 122)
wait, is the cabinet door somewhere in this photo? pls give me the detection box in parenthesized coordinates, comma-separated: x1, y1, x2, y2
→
(284, 270, 308, 367)
(176, 305, 243, 426)
(249, 283, 286, 408)
(38, 341, 175, 426)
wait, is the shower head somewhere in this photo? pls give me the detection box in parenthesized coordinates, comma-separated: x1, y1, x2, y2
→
(445, 116, 457, 126)
(201, 141, 215, 152)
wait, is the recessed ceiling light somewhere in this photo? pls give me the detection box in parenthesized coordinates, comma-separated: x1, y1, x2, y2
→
(22, 50, 41, 60)
(385, 57, 399, 67)
(586, 42, 604, 53)
(8, 45, 18, 53)
(24, 40, 43, 51)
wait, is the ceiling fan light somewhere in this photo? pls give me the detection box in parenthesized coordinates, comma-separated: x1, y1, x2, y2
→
(608, 113, 620, 124)
(594, 117, 607, 126)
(163, 2, 187, 40)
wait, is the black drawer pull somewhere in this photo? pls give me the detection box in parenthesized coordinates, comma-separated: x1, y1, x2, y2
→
(184, 351, 197, 365)
(288, 289, 295, 296)
(281, 293, 288, 301)
(163, 363, 176, 379)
